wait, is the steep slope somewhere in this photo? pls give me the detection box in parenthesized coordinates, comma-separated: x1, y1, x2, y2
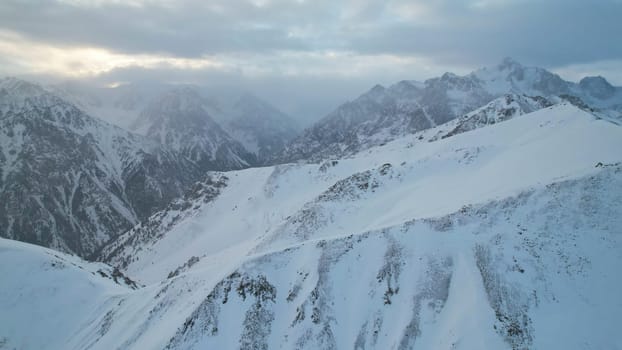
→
(279, 77, 493, 162)
(206, 92, 300, 164)
(131, 87, 257, 171)
(427, 93, 553, 141)
(0, 238, 137, 350)
(99, 103, 622, 283)
(3, 104, 622, 349)
(0, 77, 202, 257)
(166, 168, 622, 350)
(103, 104, 622, 349)
(53, 82, 299, 165)
(474, 58, 622, 112)
(280, 58, 622, 162)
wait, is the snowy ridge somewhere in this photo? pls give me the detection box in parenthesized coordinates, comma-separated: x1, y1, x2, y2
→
(0, 238, 137, 350)
(4, 163, 621, 349)
(99, 103, 621, 281)
(427, 93, 553, 141)
(1, 93, 622, 349)
(167, 168, 622, 349)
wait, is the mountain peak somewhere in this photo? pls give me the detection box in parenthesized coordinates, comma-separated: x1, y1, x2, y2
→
(0, 77, 46, 98)
(579, 75, 615, 99)
(151, 86, 205, 114)
(497, 57, 523, 71)
(441, 72, 458, 79)
(579, 75, 611, 86)
(363, 83, 387, 101)
(370, 84, 385, 93)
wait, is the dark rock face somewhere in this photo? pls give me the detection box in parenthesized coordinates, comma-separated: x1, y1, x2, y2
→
(0, 78, 202, 258)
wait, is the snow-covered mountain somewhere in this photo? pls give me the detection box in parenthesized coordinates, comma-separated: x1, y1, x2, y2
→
(0, 77, 202, 258)
(279, 58, 622, 162)
(3, 102, 619, 349)
(53, 82, 300, 164)
(50, 81, 162, 130)
(474, 58, 622, 110)
(0, 238, 139, 350)
(131, 87, 258, 171)
(427, 93, 554, 141)
(205, 92, 300, 164)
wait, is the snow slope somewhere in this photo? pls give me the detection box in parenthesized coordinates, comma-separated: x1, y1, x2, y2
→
(2, 103, 622, 349)
(0, 238, 137, 350)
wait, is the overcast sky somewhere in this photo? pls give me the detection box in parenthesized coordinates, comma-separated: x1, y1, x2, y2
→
(1, 0, 621, 122)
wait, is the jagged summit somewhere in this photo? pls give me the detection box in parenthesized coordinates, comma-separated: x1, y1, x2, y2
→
(369, 83, 386, 93)
(278, 59, 622, 163)
(51, 81, 300, 164)
(0, 77, 51, 111)
(497, 56, 524, 70)
(0, 77, 42, 92)
(579, 75, 616, 99)
(133, 87, 257, 171)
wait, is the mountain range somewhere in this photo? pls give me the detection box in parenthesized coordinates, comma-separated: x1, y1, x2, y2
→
(2, 101, 622, 349)
(1, 78, 299, 258)
(1, 58, 622, 349)
(0, 77, 203, 257)
(277, 58, 622, 162)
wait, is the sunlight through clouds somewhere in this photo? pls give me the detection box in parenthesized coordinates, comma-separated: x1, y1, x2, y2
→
(0, 30, 225, 77)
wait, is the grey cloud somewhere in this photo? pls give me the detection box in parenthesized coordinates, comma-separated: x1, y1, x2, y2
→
(0, 0, 322, 56)
(343, 0, 622, 67)
(0, 0, 620, 67)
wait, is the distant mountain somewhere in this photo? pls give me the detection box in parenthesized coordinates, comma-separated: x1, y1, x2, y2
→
(206, 92, 300, 164)
(0, 77, 202, 258)
(131, 87, 258, 171)
(50, 81, 162, 130)
(53, 82, 300, 164)
(473, 58, 622, 110)
(279, 58, 622, 162)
